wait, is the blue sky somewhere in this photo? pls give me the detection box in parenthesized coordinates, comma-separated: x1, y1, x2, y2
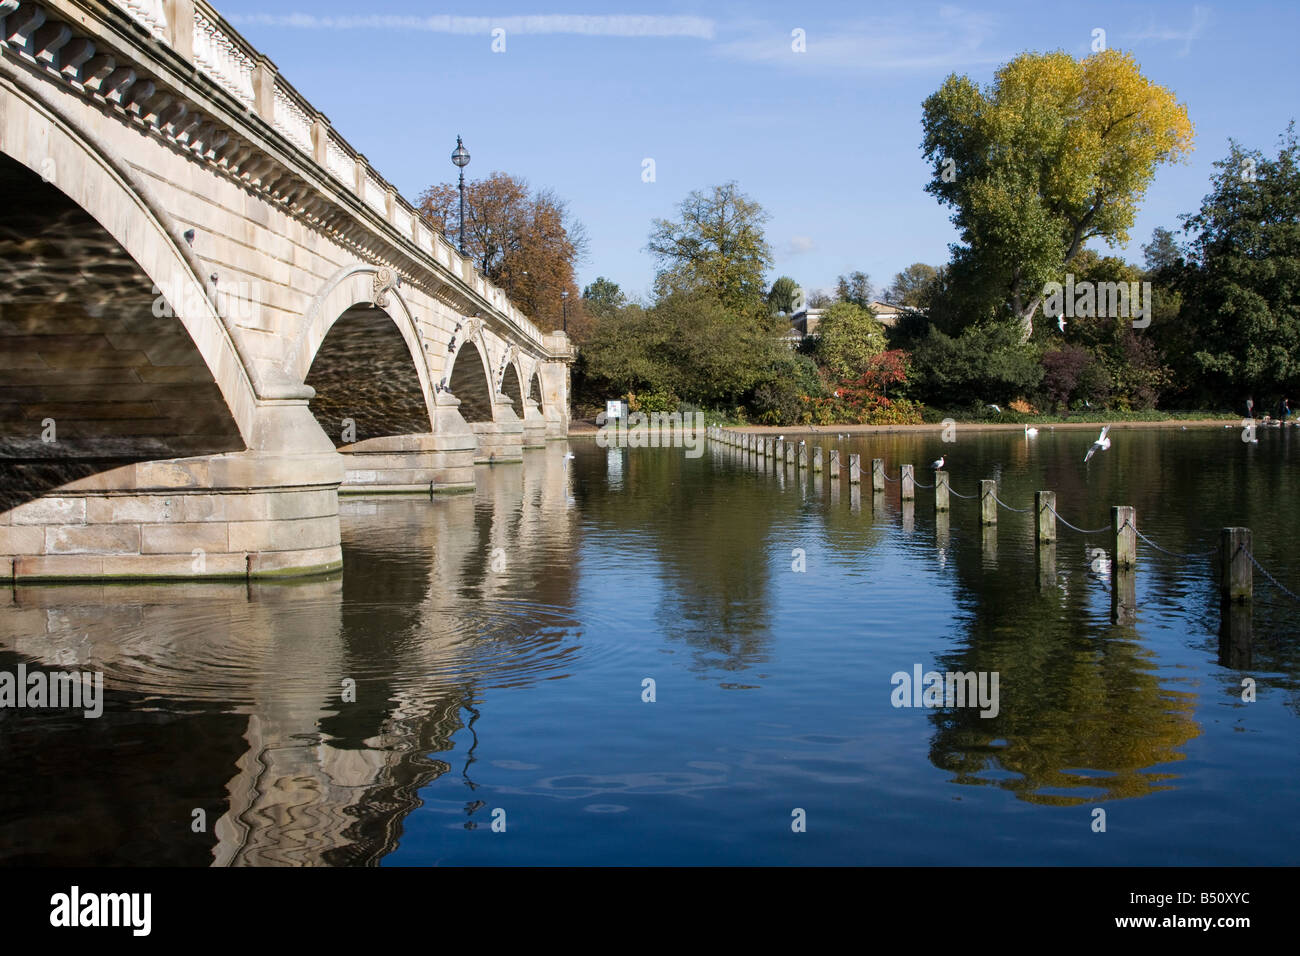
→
(219, 1, 1300, 302)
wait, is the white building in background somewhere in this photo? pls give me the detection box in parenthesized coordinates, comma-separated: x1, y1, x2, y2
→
(785, 301, 924, 347)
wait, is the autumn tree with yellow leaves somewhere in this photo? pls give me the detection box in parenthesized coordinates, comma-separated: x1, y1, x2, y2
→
(921, 49, 1194, 341)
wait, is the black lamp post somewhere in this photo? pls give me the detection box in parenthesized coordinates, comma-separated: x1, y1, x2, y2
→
(561, 289, 568, 333)
(451, 135, 470, 255)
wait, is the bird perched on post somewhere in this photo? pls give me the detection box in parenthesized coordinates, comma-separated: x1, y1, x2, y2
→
(1084, 425, 1111, 463)
(932, 455, 945, 469)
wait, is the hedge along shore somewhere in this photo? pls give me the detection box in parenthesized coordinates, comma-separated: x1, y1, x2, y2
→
(570, 417, 1248, 436)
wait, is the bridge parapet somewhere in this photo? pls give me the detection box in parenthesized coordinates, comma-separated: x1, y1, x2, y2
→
(3, 0, 558, 357)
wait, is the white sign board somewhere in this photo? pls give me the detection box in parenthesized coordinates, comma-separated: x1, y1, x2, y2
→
(606, 400, 624, 420)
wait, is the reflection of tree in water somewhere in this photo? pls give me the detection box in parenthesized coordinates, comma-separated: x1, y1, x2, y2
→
(574, 445, 891, 675)
(579, 448, 778, 673)
(926, 587, 1199, 805)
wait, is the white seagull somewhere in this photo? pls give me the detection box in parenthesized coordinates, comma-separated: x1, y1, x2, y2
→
(987, 404, 1002, 415)
(1084, 425, 1111, 463)
(1024, 425, 1039, 438)
(932, 455, 946, 469)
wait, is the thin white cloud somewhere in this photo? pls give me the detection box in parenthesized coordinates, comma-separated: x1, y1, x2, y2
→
(716, 6, 1007, 73)
(227, 13, 716, 40)
(1119, 5, 1211, 56)
(784, 236, 817, 255)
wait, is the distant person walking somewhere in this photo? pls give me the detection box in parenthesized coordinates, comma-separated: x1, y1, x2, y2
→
(1283, 398, 1292, 422)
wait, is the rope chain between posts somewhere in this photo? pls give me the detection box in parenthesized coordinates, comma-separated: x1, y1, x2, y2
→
(1245, 548, 1300, 604)
(1127, 523, 1219, 559)
(947, 485, 979, 499)
(913, 479, 935, 489)
(882, 470, 898, 483)
(993, 492, 1032, 514)
(1046, 503, 1109, 535)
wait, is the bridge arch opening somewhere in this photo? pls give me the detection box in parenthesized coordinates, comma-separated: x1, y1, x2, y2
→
(530, 372, 545, 413)
(502, 363, 524, 419)
(0, 151, 244, 510)
(449, 341, 495, 423)
(305, 305, 431, 445)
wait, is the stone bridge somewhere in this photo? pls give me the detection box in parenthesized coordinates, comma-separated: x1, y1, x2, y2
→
(0, 0, 574, 580)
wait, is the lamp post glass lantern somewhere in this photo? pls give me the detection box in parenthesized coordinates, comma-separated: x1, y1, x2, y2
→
(451, 135, 470, 255)
(561, 289, 568, 333)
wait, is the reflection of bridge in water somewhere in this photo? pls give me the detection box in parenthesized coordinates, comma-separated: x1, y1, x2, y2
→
(0, 444, 578, 865)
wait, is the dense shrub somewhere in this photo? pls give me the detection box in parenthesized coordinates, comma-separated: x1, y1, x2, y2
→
(905, 323, 1043, 407)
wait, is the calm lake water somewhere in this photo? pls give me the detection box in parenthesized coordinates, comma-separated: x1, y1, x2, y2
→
(1, 427, 1297, 865)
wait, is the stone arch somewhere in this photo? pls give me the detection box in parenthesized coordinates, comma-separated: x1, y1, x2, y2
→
(289, 266, 435, 442)
(501, 361, 525, 419)
(287, 266, 434, 425)
(0, 74, 261, 445)
(529, 369, 545, 411)
(449, 339, 495, 423)
(304, 306, 432, 446)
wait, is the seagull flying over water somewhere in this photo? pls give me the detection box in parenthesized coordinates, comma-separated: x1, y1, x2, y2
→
(1084, 425, 1111, 463)
(987, 404, 1002, 415)
(1057, 316, 1067, 333)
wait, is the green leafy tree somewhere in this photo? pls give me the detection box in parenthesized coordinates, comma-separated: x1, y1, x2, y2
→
(767, 275, 801, 314)
(581, 276, 626, 321)
(885, 263, 940, 308)
(752, 352, 826, 424)
(816, 301, 887, 379)
(835, 271, 873, 308)
(581, 291, 784, 408)
(1142, 226, 1182, 273)
(1176, 128, 1300, 402)
(906, 323, 1044, 408)
(921, 49, 1194, 340)
(647, 182, 773, 313)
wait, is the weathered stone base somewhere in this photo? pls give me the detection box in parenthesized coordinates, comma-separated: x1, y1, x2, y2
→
(0, 450, 344, 581)
(544, 407, 567, 439)
(471, 419, 524, 464)
(338, 432, 475, 495)
(522, 402, 547, 448)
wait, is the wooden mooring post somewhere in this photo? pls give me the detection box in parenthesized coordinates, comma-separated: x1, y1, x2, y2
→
(1220, 527, 1252, 604)
(1112, 506, 1136, 569)
(1218, 527, 1254, 666)
(813, 446, 824, 473)
(980, 480, 997, 525)
(934, 470, 949, 512)
(1035, 491, 1056, 543)
(900, 464, 915, 501)
(871, 458, 885, 492)
(829, 448, 841, 480)
(849, 454, 861, 485)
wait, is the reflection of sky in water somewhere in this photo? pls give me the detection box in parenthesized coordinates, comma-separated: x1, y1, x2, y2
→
(1, 431, 1298, 865)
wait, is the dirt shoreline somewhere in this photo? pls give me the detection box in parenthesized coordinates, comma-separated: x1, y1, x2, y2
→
(569, 417, 1250, 436)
